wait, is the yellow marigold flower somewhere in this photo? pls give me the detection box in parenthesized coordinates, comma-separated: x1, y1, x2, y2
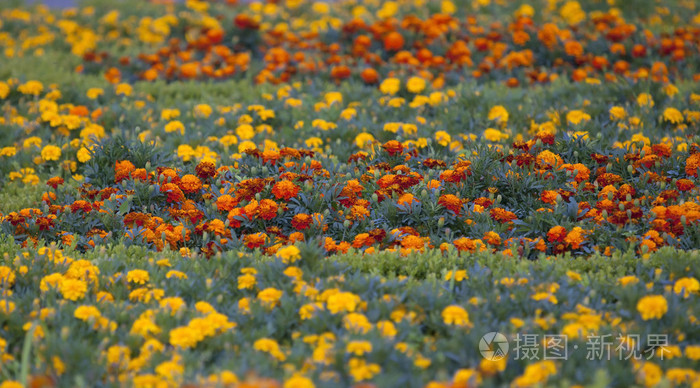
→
(618, 275, 639, 286)
(566, 271, 582, 282)
(0, 381, 24, 388)
(237, 274, 256, 290)
(60, 278, 87, 301)
(635, 362, 662, 387)
(276, 245, 301, 264)
(685, 345, 700, 360)
(284, 375, 314, 388)
(637, 93, 654, 108)
(253, 338, 286, 361)
(637, 295, 668, 320)
(483, 128, 509, 142)
(344, 313, 372, 333)
(161, 108, 180, 120)
(40, 273, 64, 292)
(346, 340, 372, 356)
(376, 320, 397, 337)
(165, 270, 187, 280)
(662, 107, 684, 124)
(348, 358, 381, 381)
(18, 80, 43, 96)
(441, 305, 471, 326)
(127, 269, 150, 285)
(0, 299, 16, 314)
(41, 145, 62, 161)
(0, 266, 15, 287)
(406, 76, 426, 94)
(257, 287, 283, 308)
(74, 305, 101, 321)
(327, 292, 361, 314)
(488, 105, 509, 124)
(453, 369, 481, 386)
(673, 277, 699, 297)
(0, 147, 17, 157)
(380, 78, 400, 95)
(164, 120, 185, 135)
(77, 147, 91, 163)
(0, 82, 10, 99)
(444, 270, 468, 282)
(355, 132, 375, 149)
(194, 104, 213, 118)
(86, 88, 103, 99)
(236, 124, 255, 140)
(169, 326, 200, 348)
(567, 110, 591, 125)
(115, 83, 132, 96)
(435, 131, 451, 146)
(299, 303, 323, 320)
(219, 135, 238, 147)
(609, 106, 626, 120)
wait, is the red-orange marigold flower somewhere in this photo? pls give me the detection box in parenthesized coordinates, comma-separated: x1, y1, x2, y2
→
(382, 140, 404, 156)
(271, 180, 300, 201)
(291, 213, 312, 230)
(547, 226, 567, 243)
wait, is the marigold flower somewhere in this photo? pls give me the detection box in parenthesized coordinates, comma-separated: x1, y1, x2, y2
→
(327, 292, 361, 314)
(272, 180, 300, 201)
(441, 305, 470, 326)
(60, 278, 87, 301)
(276, 245, 301, 264)
(637, 295, 668, 320)
(179, 174, 202, 194)
(41, 145, 62, 161)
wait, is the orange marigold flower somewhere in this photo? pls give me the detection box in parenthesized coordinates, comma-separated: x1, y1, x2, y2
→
(541, 190, 558, 205)
(686, 153, 700, 177)
(564, 227, 586, 249)
(271, 180, 300, 201)
(179, 174, 202, 194)
(483, 231, 501, 246)
(257, 199, 278, 220)
(216, 195, 237, 212)
(490, 208, 517, 223)
(397, 193, 419, 207)
(536, 150, 563, 169)
(361, 68, 379, 84)
(401, 235, 425, 251)
(115, 160, 136, 182)
(352, 233, 374, 248)
(454, 237, 478, 252)
(383, 31, 405, 51)
(227, 208, 245, 228)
